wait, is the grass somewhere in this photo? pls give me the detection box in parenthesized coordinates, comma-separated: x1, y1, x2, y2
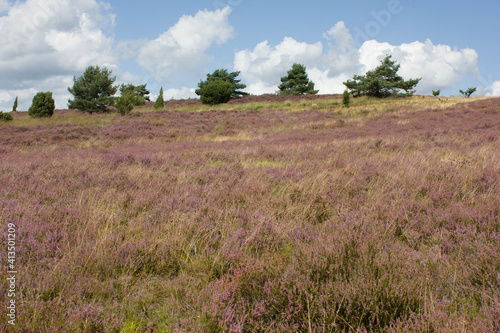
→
(0, 95, 499, 332)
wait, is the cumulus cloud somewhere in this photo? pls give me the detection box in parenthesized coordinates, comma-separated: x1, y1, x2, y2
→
(136, 7, 234, 83)
(234, 37, 322, 95)
(234, 21, 480, 96)
(0, 0, 117, 110)
(484, 81, 500, 96)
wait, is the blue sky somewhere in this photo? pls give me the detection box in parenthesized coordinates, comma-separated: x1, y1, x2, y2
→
(1, 0, 499, 111)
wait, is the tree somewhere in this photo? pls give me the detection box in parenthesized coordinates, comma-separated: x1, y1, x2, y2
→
(29, 92, 55, 118)
(343, 90, 350, 108)
(196, 69, 248, 99)
(459, 87, 476, 98)
(278, 63, 318, 96)
(432, 90, 440, 97)
(344, 55, 421, 98)
(115, 92, 135, 116)
(199, 80, 233, 105)
(12, 97, 18, 112)
(68, 65, 118, 113)
(119, 84, 150, 105)
(154, 87, 164, 109)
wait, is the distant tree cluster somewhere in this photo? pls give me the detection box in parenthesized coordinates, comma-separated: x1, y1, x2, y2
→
(18, 53, 484, 117)
(0, 111, 13, 121)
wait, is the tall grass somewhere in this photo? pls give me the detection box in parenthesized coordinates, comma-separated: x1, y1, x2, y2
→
(0, 96, 499, 332)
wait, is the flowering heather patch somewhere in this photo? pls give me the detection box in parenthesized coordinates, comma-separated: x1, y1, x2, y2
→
(0, 96, 499, 332)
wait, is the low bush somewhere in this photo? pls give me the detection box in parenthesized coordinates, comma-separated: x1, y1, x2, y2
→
(28, 92, 55, 118)
(0, 111, 13, 121)
(199, 80, 233, 105)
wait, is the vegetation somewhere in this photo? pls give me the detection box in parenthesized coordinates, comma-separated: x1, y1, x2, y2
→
(28, 92, 55, 118)
(432, 89, 441, 97)
(278, 63, 318, 95)
(68, 65, 118, 113)
(344, 55, 421, 98)
(119, 84, 150, 106)
(115, 91, 135, 116)
(199, 80, 233, 105)
(196, 69, 248, 99)
(154, 87, 165, 109)
(12, 96, 18, 112)
(343, 90, 350, 107)
(1, 95, 498, 332)
(0, 111, 13, 121)
(460, 87, 477, 98)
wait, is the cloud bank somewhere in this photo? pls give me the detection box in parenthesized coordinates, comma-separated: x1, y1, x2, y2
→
(235, 21, 481, 96)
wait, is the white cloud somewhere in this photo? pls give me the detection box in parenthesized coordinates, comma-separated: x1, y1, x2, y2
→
(358, 39, 479, 94)
(136, 6, 234, 83)
(163, 87, 197, 100)
(233, 21, 480, 96)
(0, 0, 117, 110)
(484, 81, 500, 96)
(234, 37, 322, 95)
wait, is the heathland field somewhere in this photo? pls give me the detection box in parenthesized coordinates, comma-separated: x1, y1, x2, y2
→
(1, 95, 499, 332)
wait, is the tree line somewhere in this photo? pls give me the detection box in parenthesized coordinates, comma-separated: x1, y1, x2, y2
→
(1, 55, 479, 119)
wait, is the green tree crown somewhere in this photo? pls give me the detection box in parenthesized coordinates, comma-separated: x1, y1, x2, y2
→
(343, 55, 421, 98)
(278, 63, 318, 96)
(199, 80, 233, 105)
(119, 84, 150, 105)
(28, 92, 55, 118)
(154, 87, 165, 109)
(196, 69, 248, 99)
(459, 87, 477, 98)
(68, 65, 118, 113)
(12, 97, 18, 112)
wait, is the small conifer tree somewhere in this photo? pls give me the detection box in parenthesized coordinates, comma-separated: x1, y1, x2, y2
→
(28, 92, 55, 118)
(12, 97, 18, 112)
(154, 87, 164, 109)
(343, 90, 350, 108)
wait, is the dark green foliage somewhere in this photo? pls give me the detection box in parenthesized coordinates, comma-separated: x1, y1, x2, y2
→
(344, 55, 421, 98)
(68, 65, 118, 113)
(119, 84, 150, 106)
(343, 90, 350, 107)
(196, 69, 248, 99)
(0, 111, 13, 121)
(115, 92, 135, 116)
(154, 87, 164, 109)
(28, 92, 55, 118)
(278, 63, 318, 96)
(459, 87, 477, 98)
(12, 96, 18, 112)
(199, 80, 233, 105)
(432, 90, 441, 97)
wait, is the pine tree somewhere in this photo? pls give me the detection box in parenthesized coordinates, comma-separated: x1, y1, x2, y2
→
(154, 87, 164, 109)
(196, 69, 248, 99)
(278, 64, 318, 96)
(12, 97, 18, 112)
(29, 92, 55, 118)
(68, 65, 118, 113)
(344, 55, 420, 98)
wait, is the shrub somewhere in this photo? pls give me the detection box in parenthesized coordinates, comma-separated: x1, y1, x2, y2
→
(0, 111, 13, 121)
(199, 80, 233, 105)
(68, 65, 118, 113)
(154, 87, 164, 109)
(28, 92, 55, 118)
(459, 87, 477, 98)
(343, 90, 350, 107)
(432, 90, 441, 97)
(115, 92, 135, 116)
(119, 84, 150, 106)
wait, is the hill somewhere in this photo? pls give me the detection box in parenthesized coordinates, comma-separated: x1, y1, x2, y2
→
(0, 95, 499, 332)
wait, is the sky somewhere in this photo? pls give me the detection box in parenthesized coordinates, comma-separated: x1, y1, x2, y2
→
(1, 0, 500, 111)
